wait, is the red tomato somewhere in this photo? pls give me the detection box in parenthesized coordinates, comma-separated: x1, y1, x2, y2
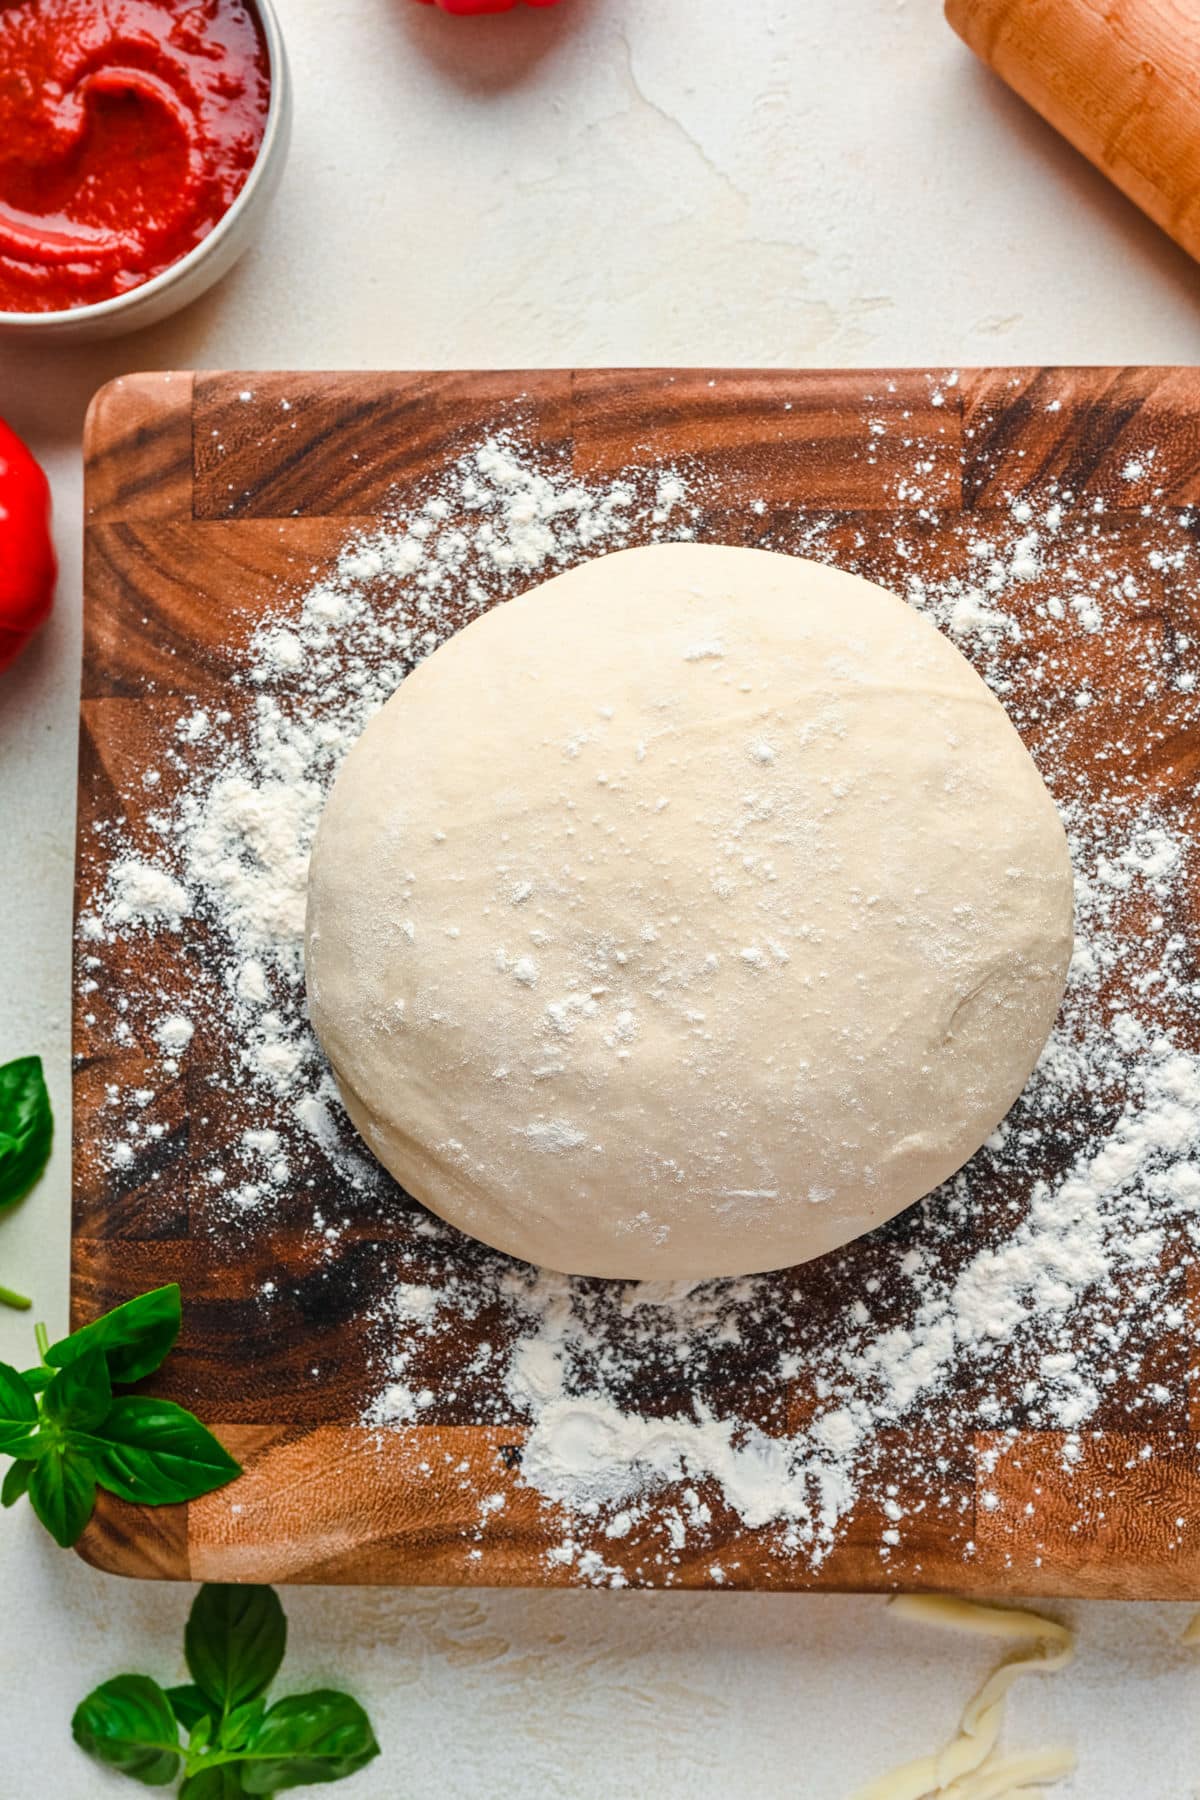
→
(0, 419, 56, 674)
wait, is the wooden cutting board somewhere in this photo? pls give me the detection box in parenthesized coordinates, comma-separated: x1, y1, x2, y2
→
(74, 367, 1200, 1593)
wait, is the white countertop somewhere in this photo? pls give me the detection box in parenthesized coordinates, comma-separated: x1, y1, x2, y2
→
(1, 2, 1198, 1794)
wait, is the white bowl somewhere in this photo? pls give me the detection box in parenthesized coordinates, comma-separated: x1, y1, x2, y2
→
(0, 0, 291, 343)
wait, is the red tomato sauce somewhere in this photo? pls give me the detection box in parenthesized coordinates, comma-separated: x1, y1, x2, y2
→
(0, 0, 270, 313)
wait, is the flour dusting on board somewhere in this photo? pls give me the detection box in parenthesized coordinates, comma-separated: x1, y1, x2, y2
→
(77, 385, 1200, 1584)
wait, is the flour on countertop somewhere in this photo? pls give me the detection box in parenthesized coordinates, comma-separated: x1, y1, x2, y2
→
(76, 392, 1200, 1584)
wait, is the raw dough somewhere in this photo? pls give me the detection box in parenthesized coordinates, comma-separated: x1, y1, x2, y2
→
(305, 543, 1073, 1279)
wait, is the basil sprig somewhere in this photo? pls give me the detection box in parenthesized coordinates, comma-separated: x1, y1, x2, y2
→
(0, 1283, 240, 1547)
(0, 1054, 53, 1309)
(74, 1583, 381, 1793)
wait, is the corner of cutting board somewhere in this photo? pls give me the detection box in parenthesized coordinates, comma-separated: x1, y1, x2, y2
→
(74, 1491, 191, 1582)
(84, 372, 196, 525)
(83, 370, 191, 454)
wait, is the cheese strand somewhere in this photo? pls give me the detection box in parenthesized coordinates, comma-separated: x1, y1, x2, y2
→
(940, 1746, 1077, 1799)
(848, 1596, 1076, 1800)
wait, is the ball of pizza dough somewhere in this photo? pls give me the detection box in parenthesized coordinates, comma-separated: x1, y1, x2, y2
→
(305, 543, 1073, 1280)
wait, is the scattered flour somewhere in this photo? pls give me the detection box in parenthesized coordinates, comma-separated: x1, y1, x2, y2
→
(154, 1015, 194, 1053)
(102, 860, 191, 929)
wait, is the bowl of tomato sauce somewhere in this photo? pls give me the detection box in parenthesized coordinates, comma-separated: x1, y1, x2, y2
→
(0, 0, 290, 340)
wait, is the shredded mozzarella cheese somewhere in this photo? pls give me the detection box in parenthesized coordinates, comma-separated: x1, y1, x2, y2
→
(851, 1596, 1075, 1800)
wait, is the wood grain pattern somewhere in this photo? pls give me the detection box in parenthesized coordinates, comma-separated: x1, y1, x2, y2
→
(84, 373, 195, 523)
(946, 0, 1200, 266)
(191, 371, 573, 519)
(572, 368, 961, 509)
(978, 1431, 1200, 1599)
(75, 367, 1200, 1592)
(961, 365, 1200, 507)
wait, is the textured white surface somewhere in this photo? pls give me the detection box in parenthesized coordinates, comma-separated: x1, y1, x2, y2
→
(0, 1, 1197, 1794)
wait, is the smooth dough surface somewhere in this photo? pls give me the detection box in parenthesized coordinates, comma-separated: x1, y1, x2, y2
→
(305, 543, 1074, 1280)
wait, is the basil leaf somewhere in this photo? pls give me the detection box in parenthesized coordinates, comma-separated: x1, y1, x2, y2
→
(0, 1359, 40, 1453)
(42, 1345, 111, 1433)
(72, 1673, 181, 1786)
(1, 1457, 34, 1506)
(186, 1585, 287, 1715)
(167, 1684, 213, 1732)
(0, 1362, 37, 1419)
(180, 1768, 248, 1798)
(47, 1283, 182, 1385)
(220, 1697, 267, 1751)
(83, 1395, 241, 1505)
(19, 1366, 51, 1393)
(28, 1446, 97, 1547)
(189, 1714, 215, 1754)
(238, 1690, 381, 1792)
(0, 1055, 52, 1212)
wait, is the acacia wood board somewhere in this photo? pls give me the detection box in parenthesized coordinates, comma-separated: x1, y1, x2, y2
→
(74, 366, 1200, 1592)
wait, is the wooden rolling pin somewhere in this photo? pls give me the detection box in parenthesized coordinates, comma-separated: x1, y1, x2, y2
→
(945, 0, 1200, 263)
